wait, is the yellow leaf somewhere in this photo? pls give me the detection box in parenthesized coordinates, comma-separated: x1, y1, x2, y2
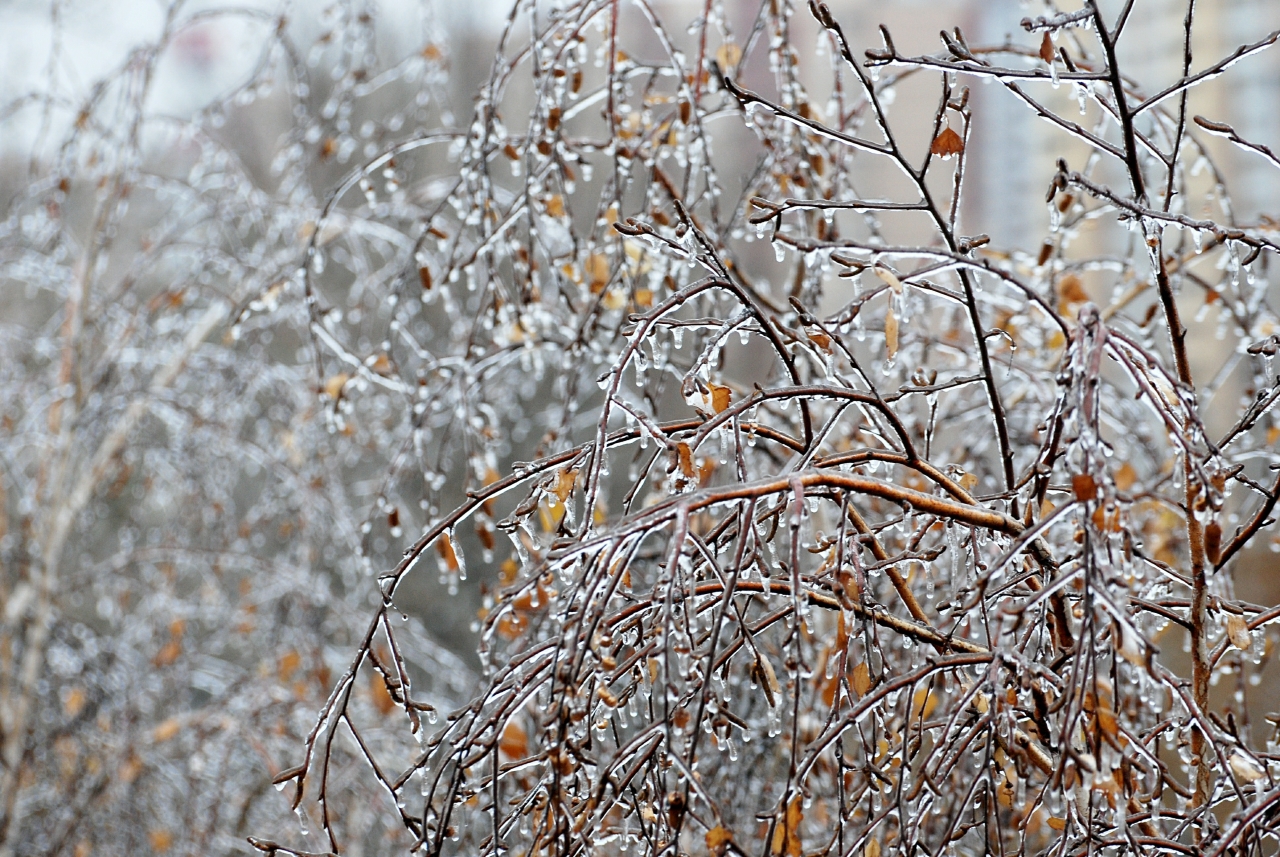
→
(279, 649, 301, 681)
(552, 468, 578, 501)
(1226, 614, 1252, 651)
(884, 304, 898, 360)
(874, 265, 902, 292)
(706, 825, 733, 855)
(756, 655, 781, 707)
(1114, 462, 1138, 492)
(119, 753, 143, 783)
(864, 840, 881, 857)
(370, 672, 396, 715)
(148, 829, 174, 853)
(715, 42, 743, 71)
(850, 662, 871, 697)
(1096, 705, 1124, 747)
(324, 372, 350, 400)
(1229, 751, 1265, 782)
(911, 687, 938, 720)
(1056, 274, 1088, 313)
(153, 718, 181, 743)
(546, 194, 566, 218)
(602, 287, 628, 310)
(63, 687, 86, 719)
(153, 639, 181, 667)
(771, 794, 804, 857)
(585, 252, 611, 291)
(1047, 816, 1067, 831)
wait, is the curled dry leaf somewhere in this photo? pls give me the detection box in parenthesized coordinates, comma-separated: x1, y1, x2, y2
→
(1225, 614, 1252, 651)
(884, 304, 899, 360)
(1039, 32, 1055, 65)
(930, 126, 964, 158)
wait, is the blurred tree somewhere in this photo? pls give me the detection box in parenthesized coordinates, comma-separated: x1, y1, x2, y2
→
(0, 3, 471, 854)
(6, 1, 1280, 856)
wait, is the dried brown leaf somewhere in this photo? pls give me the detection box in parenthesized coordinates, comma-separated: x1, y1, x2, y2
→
(1039, 32, 1055, 65)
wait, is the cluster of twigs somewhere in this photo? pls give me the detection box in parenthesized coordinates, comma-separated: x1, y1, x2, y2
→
(262, 0, 1280, 855)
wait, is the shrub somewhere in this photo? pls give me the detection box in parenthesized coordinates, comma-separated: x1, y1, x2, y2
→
(277, 0, 1280, 854)
(6, 1, 1280, 856)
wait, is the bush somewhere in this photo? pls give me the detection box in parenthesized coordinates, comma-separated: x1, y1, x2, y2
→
(5, 1, 1280, 856)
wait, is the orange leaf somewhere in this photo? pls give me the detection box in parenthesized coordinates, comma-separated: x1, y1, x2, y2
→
(1071, 473, 1098, 502)
(370, 672, 396, 715)
(1096, 705, 1123, 745)
(1057, 274, 1088, 312)
(499, 720, 529, 759)
(819, 674, 838, 707)
(279, 650, 301, 682)
(63, 687, 86, 719)
(676, 442, 695, 478)
(437, 533, 459, 571)
(1114, 462, 1138, 492)
(153, 718, 181, 743)
(153, 640, 182, 667)
(930, 126, 964, 158)
(709, 383, 732, 414)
